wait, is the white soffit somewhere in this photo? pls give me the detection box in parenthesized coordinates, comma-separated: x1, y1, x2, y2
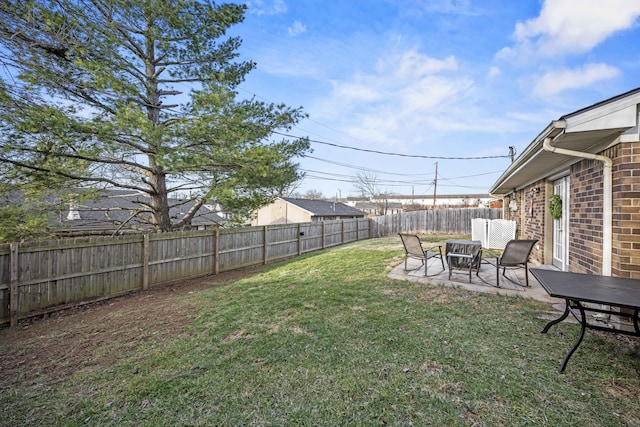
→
(490, 128, 626, 195)
(566, 104, 638, 133)
(490, 89, 640, 196)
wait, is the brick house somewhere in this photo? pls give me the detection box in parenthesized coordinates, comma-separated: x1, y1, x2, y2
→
(489, 87, 640, 278)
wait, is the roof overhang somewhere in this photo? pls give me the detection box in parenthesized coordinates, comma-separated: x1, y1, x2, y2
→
(490, 89, 640, 196)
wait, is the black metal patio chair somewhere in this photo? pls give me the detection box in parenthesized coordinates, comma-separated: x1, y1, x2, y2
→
(486, 239, 538, 287)
(398, 233, 445, 277)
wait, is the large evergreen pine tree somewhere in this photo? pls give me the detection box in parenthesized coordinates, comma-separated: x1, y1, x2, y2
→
(0, 0, 310, 232)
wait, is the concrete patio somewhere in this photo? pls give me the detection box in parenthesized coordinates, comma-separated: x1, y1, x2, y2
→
(388, 256, 563, 305)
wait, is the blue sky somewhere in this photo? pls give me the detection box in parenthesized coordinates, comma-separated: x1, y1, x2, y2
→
(230, 0, 640, 198)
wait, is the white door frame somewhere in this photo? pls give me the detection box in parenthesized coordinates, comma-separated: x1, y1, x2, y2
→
(552, 177, 569, 270)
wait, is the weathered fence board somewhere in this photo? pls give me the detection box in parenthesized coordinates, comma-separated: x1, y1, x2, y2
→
(218, 227, 265, 271)
(148, 231, 216, 284)
(0, 208, 499, 325)
(370, 208, 501, 237)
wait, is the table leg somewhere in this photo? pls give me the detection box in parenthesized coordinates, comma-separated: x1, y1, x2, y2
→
(558, 300, 587, 373)
(541, 298, 570, 333)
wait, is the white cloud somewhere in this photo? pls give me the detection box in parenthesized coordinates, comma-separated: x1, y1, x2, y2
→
(288, 20, 307, 36)
(377, 51, 458, 79)
(411, 0, 474, 15)
(314, 48, 482, 147)
(331, 77, 382, 103)
(487, 66, 501, 80)
(531, 63, 620, 97)
(508, 0, 640, 58)
(247, 0, 287, 15)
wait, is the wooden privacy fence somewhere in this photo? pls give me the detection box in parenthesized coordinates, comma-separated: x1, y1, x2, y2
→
(0, 208, 500, 326)
(0, 218, 370, 326)
(370, 208, 502, 237)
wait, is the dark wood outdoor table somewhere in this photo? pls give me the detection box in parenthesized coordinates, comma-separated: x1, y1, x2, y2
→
(445, 240, 482, 283)
(530, 268, 640, 372)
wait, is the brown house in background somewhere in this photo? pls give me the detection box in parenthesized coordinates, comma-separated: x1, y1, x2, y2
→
(252, 197, 365, 226)
(490, 87, 640, 279)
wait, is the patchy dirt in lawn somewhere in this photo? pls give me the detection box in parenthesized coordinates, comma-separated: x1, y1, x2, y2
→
(0, 267, 257, 393)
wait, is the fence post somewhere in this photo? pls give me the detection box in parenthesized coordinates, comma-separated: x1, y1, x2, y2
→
(263, 226, 268, 265)
(142, 234, 149, 290)
(322, 222, 326, 249)
(9, 243, 18, 327)
(214, 226, 219, 275)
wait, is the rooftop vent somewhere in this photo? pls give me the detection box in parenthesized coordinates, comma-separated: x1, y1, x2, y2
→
(67, 203, 81, 220)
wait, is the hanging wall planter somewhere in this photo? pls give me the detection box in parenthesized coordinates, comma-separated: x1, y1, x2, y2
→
(549, 194, 562, 220)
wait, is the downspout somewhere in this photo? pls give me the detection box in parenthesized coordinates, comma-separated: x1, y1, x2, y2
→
(542, 134, 612, 276)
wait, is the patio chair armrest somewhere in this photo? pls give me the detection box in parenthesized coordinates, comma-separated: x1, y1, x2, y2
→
(446, 252, 474, 260)
(482, 256, 499, 267)
(423, 244, 442, 259)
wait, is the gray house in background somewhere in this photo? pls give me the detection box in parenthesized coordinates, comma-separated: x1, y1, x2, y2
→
(53, 189, 224, 235)
(353, 201, 403, 216)
(252, 197, 366, 226)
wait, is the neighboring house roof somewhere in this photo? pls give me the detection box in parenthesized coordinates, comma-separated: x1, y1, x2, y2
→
(354, 201, 402, 210)
(490, 87, 640, 195)
(4, 187, 225, 233)
(51, 189, 224, 233)
(281, 197, 365, 217)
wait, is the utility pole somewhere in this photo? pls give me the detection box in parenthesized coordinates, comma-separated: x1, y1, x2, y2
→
(509, 146, 516, 162)
(432, 162, 438, 209)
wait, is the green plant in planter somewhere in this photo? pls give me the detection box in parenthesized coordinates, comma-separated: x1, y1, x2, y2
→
(549, 194, 562, 219)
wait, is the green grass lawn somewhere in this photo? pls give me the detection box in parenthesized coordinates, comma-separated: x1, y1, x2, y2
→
(2, 236, 640, 426)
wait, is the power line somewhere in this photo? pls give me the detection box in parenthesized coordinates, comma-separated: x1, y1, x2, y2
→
(306, 155, 504, 179)
(304, 173, 436, 189)
(274, 131, 512, 160)
(237, 86, 506, 192)
(305, 155, 434, 176)
(238, 86, 512, 161)
(302, 169, 434, 185)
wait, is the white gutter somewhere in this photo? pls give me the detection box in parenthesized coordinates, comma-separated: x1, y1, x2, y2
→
(542, 134, 612, 276)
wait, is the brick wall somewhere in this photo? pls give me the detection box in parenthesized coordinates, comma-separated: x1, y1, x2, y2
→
(502, 192, 521, 235)
(569, 158, 604, 274)
(521, 182, 545, 263)
(502, 182, 545, 264)
(498, 141, 640, 277)
(568, 142, 640, 278)
(611, 142, 640, 278)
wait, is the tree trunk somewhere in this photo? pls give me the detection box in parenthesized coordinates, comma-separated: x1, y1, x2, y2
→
(145, 20, 171, 231)
(149, 172, 171, 231)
